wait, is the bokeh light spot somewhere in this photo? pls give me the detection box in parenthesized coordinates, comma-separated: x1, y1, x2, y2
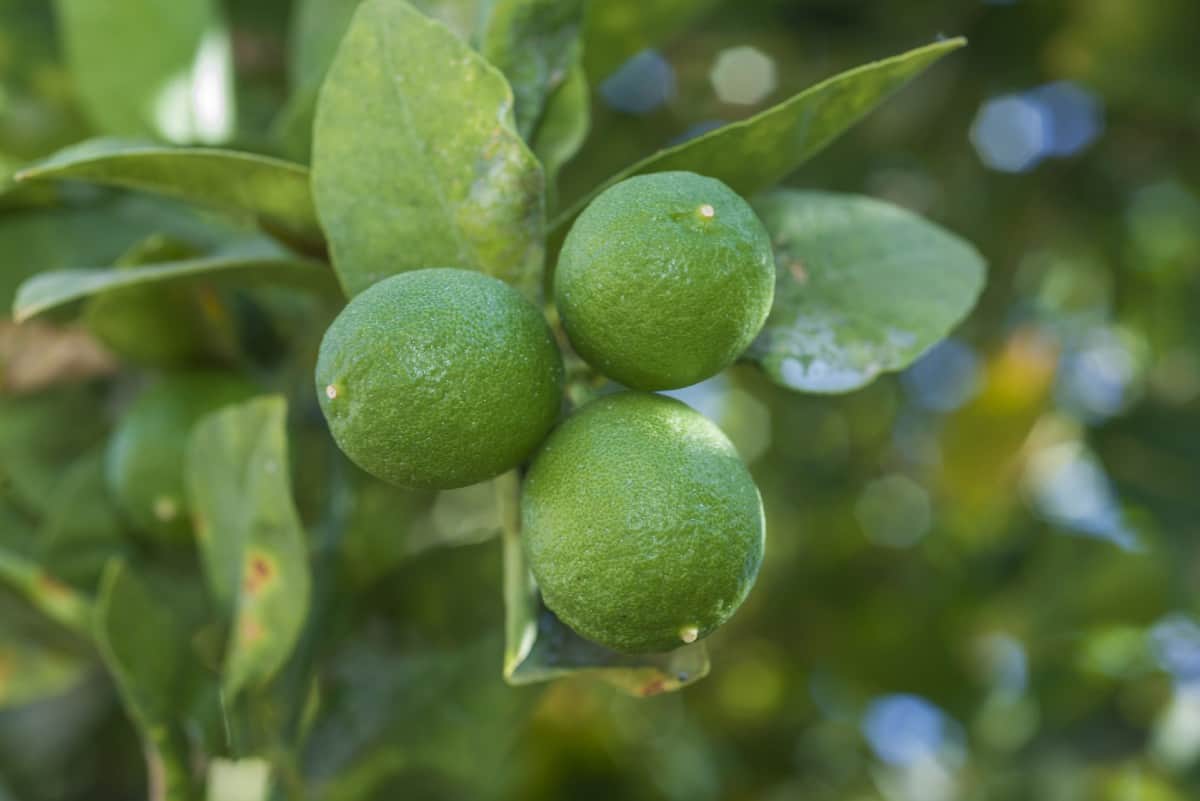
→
(710, 46, 777, 105)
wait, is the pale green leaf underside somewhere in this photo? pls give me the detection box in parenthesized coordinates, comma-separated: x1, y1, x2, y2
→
(16, 139, 320, 238)
(749, 190, 986, 393)
(553, 38, 966, 236)
(185, 397, 311, 700)
(312, 0, 545, 299)
(13, 244, 337, 322)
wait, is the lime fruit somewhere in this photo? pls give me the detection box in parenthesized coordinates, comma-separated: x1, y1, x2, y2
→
(521, 392, 765, 654)
(315, 268, 564, 490)
(555, 171, 775, 390)
(105, 372, 258, 543)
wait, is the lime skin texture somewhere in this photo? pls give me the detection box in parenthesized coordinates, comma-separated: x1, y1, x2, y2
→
(555, 171, 776, 391)
(105, 372, 258, 544)
(521, 391, 765, 654)
(315, 268, 565, 490)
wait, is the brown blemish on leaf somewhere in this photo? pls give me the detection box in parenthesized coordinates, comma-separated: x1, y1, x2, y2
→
(789, 260, 809, 284)
(242, 551, 275, 596)
(36, 572, 71, 600)
(239, 616, 264, 645)
(640, 678, 667, 697)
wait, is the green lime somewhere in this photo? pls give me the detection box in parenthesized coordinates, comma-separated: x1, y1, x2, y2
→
(105, 372, 258, 543)
(521, 392, 765, 654)
(555, 171, 775, 390)
(315, 268, 564, 490)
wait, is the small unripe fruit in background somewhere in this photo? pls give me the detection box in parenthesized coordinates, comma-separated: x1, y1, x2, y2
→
(105, 372, 258, 544)
(555, 171, 775, 391)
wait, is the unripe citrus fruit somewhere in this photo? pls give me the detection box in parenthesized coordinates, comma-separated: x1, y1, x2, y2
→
(315, 268, 564, 490)
(105, 372, 258, 543)
(521, 392, 765, 654)
(555, 171, 775, 390)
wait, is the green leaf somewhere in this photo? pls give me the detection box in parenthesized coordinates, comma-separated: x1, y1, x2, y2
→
(13, 240, 339, 323)
(748, 190, 986, 393)
(0, 195, 229, 315)
(0, 548, 93, 637)
(34, 449, 130, 591)
(94, 561, 198, 801)
(16, 140, 321, 240)
(481, 0, 586, 139)
(532, 59, 590, 212)
(499, 473, 708, 695)
(185, 396, 311, 700)
(582, 0, 721, 83)
(311, 0, 545, 299)
(552, 38, 966, 239)
(82, 235, 240, 369)
(0, 594, 91, 709)
(53, 0, 235, 144)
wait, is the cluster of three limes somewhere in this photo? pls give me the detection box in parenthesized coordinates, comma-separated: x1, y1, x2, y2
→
(315, 172, 776, 653)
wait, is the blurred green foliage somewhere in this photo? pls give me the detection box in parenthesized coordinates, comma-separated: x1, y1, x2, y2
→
(2, 1, 1200, 800)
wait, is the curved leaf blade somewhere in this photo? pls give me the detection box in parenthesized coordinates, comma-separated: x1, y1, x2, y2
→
(94, 562, 198, 801)
(185, 397, 311, 700)
(532, 59, 590, 212)
(749, 190, 986, 393)
(15, 140, 320, 239)
(13, 244, 338, 323)
(312, 0, 545, 299)
(481, 0, 586, 138)
(553, 38, 965, 236)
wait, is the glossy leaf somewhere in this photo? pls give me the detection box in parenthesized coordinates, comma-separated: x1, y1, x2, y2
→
(482, 0, 586, 139)
(13, 240, 338, 323)
(552, 38, 966, 238)
(53, 0, 234, 144)
(311, 0, 545, 299)
(185, 396, 311, 699)
(499, 473, 708, 695)
(93, 562, 198, 801)
(748, 190, 986, 393)
(16, 140, 321, 239)
(532, 59, 590, 211)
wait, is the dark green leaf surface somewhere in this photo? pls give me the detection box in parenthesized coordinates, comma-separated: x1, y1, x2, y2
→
(500, 474, 708, 695)
(583, 0, 721, 83)
(93, 562, 197, 801)
(13, 240, 338, 323)
(185, 396, 311, 699)
(482, 0, 586, 139)
(53, 0, 234, 144)
(312, 0, 545, 298)
(552, 38, 965, 238)
(0, 196, 229, 315)
(532, 59, 590, 212)
(749, 190, 986, 393)
(0, 595, 90, 709)
(16, 140, 320, 238)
